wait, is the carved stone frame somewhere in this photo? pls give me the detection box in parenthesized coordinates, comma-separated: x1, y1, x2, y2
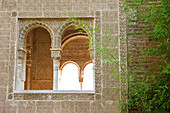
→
(12, 16, 99, 100)
(7, 7, 127, 101)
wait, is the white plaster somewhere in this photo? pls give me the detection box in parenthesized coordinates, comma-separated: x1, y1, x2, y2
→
(53, 59, 59, 90)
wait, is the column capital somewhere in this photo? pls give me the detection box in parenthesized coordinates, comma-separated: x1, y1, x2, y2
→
(50, 48, 62, 60)
(79, 77, 83, 82)
(26, 60, 32, 67)
(18, 48, 27, 59)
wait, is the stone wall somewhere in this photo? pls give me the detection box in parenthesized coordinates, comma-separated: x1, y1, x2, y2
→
(0, 0, 126, 113)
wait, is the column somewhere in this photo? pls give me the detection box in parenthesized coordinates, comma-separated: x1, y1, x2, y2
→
(26, 62, 32, 90)
(50, 48, 62, 90)
(16, 48, 27, 90)
(79, 76, 83, 90)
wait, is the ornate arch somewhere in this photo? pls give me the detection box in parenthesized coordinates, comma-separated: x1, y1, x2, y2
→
(82, 60, 93, 71)
(16, 22, 55, 91)
(61, 35, 89, 51)
(59, 61, 81, 85)
(57, 20, 92, 47)
(60, 60, 80, 72)
(18, 22, 54, 49)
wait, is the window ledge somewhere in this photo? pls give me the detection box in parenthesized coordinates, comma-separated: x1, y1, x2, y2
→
(13, 90, 96, 94)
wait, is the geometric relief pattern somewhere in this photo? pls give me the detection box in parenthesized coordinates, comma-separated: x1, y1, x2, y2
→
(14, 93, 95, 101)
(31, 81, 53, 90)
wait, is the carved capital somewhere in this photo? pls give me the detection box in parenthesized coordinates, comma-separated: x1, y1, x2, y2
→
(26, 60, 32, 67)
(18, 48, 27, 59)
(50, 48, 62, 60)
(79, 77, 83, 83)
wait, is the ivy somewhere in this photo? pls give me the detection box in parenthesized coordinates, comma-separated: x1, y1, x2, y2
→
(121, 0, 170, 112)
(64, 0, 169, 111)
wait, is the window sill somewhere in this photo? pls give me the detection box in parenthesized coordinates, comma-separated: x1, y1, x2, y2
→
(13, 90, 95, 94)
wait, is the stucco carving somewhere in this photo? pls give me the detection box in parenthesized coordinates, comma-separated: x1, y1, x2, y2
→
(19, 21, 54, 49)
(15, 18, 95, 97)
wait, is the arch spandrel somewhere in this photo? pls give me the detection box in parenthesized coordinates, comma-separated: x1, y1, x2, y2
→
(57, 20, 93, 48)
(18, 22, 55, 50)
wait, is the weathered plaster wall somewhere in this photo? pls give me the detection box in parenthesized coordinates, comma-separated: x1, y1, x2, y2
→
(0, 0, 126, 113)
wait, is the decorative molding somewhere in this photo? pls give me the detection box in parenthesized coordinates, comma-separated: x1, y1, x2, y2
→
(11, 18, 99, 100)
(19, 21, 54, 48)
(50, 48, 62, 59)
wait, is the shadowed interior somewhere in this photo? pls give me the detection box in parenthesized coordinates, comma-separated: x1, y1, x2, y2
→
(25, 27, 53, 90)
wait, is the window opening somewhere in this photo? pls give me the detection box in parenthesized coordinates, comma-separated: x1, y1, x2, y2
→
(59, 25, 94, 91)
(25, 27, 53, 90)
(59, 63, 80, 90)
(16, 24, 94, 92)
(82, 63, 94, 90)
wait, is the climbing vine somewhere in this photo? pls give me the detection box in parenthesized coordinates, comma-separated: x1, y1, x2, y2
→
(63, 0, 170, 111)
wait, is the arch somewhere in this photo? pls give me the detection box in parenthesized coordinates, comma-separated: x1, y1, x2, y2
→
(61, 35, 89, 51)
(61, 25, 87, 45)
(58, 62, 80, 90)
(24, 27, 53, 90)
(59, 25, 91, 75)
(60, 60, 80, 72)
(82, 60, 93, 71)
(82, 63, 94, 90)
(57, 21, 92, 47)
(19, 22, 54, 49)
(58, 21, 94, 90)
(59, 35, 90, 71)
(58, 21, 88, 37)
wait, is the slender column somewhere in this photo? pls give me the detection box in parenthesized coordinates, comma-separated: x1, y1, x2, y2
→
(59, 71, 62, 85)
(79, 70, 83, 90)
(79, 79, 83, 90)
(16, 48, 27, 90)
(50, 48, 62, 90)
(53, 59, 59, 90)
(16, 58, 22, 90)
(26, 35, 32, 90)
(26, 63, 32, 90)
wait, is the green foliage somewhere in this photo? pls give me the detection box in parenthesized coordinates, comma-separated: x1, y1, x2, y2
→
(121, 0, 170, 112)
(64, 0, 170, 111)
